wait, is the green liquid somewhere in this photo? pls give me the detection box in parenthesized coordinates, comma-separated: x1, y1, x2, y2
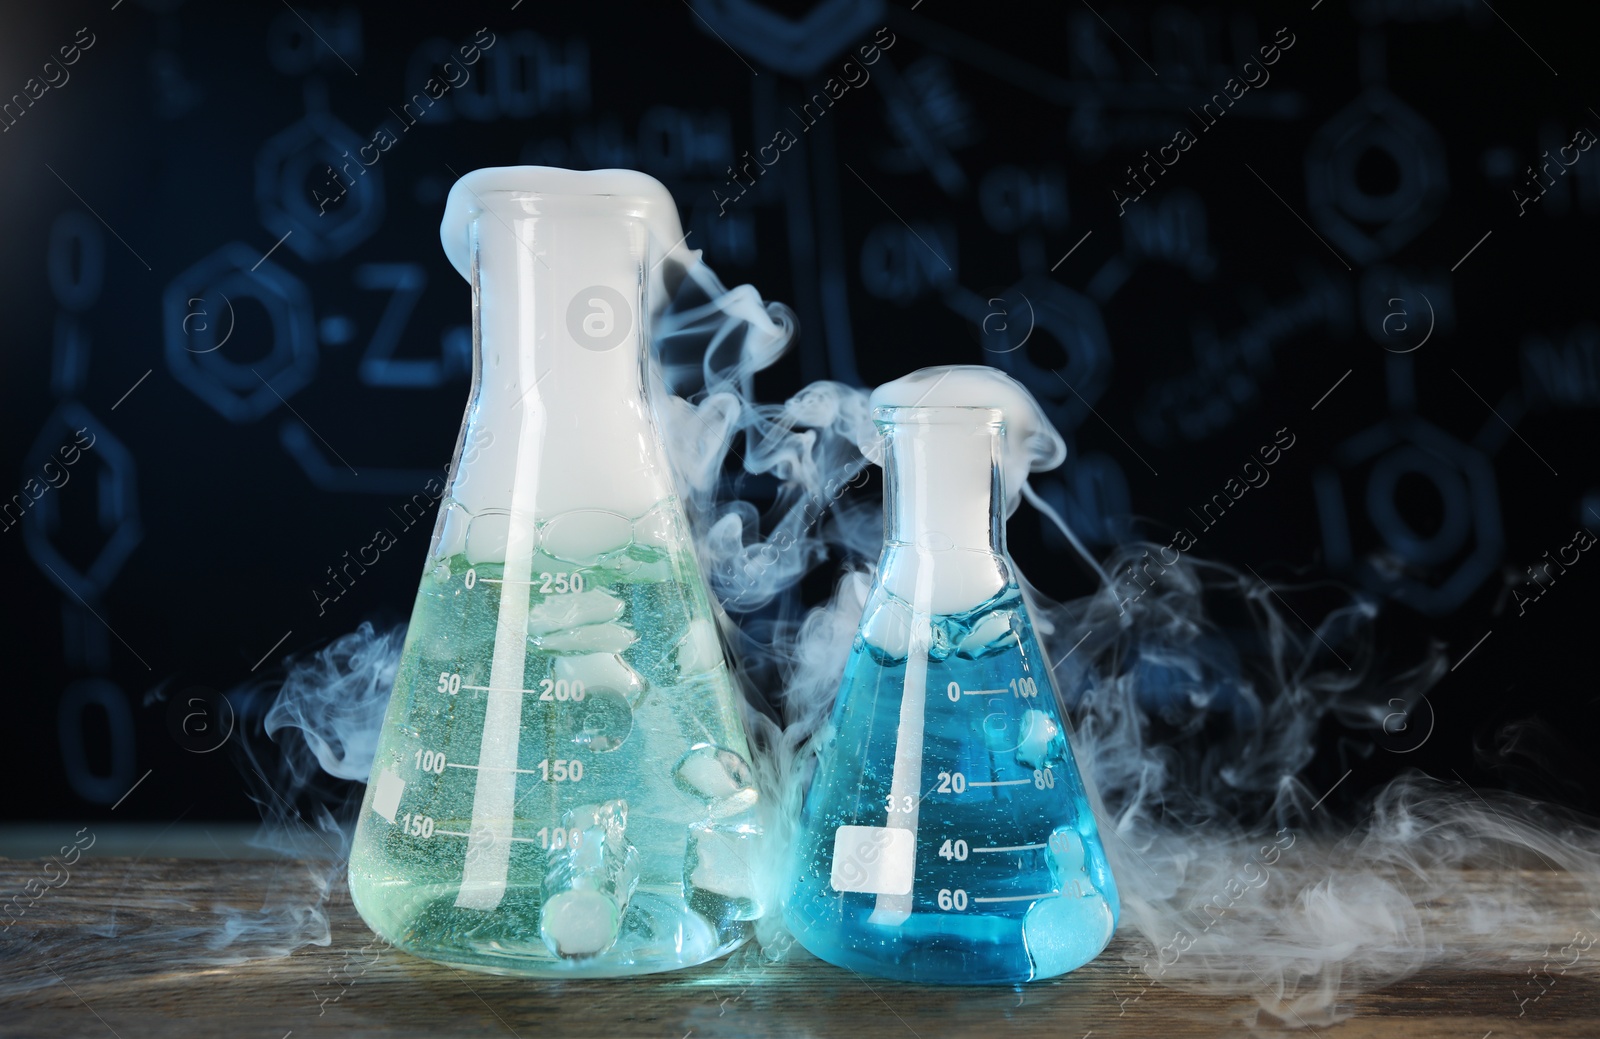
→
(348, 535, 760, 977)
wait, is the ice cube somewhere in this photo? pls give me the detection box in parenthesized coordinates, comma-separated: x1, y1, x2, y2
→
(673, 745, 756, 804)
(1048, 828, 1087, 876)
(533, 622, 637, 654)
(706, 788, 760, 819)
(1014, 708, 1062, 770)
(674, 617, 723, 675)
(858, 596, 913, 658)
(553, 653, 645, 701)
(684, 821, 763, 922)
(540, 800, 640, 960)
(540, 889, 622, 958)
(956, 610, 1015, 655)
(1021, 888, 1115, 977)
(526, 589, 624, 636)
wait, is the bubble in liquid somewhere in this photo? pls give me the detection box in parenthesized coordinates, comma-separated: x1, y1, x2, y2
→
(980, 710, 1015, 753)
(560, 689, 635, 752)
(552, 653, 642, 752)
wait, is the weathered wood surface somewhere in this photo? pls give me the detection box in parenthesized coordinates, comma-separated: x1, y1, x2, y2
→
(1, 858, 1596, 1038)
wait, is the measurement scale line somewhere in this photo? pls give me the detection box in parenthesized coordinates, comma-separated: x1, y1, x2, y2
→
(459, 684, 541, 694)
(973, 892, 1060, 903)
(963, 688, 1008, 695)
(446, 762, 545, 774)
(972, 842, 1048, 853)
(968, 779, 1033, 787)
(434, 829, 546, 844)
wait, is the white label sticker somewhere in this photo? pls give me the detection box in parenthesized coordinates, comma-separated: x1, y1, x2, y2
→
(372, 769, 405, 823)
(831, 825, 915, 895)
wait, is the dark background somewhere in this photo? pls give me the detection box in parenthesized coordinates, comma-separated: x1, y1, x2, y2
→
(4, 0, 1597, 825)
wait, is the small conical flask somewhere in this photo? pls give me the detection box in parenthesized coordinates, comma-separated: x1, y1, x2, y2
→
(784, 395, 1119, 984)
(349, 167, 763, 977)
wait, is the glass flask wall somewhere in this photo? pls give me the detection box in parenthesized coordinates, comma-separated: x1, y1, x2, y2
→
(784, 407, 1119, 984)
(348, 174, 762, 978)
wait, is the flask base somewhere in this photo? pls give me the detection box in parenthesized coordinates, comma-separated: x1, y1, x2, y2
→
(353, 881, 751, 978)
(783, 894, 1114, 985)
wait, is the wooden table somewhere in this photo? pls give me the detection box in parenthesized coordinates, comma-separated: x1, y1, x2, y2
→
(3, 858, 1596, 1037)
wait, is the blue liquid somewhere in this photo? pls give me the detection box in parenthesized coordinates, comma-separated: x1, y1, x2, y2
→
(784, 585, 1118, 984)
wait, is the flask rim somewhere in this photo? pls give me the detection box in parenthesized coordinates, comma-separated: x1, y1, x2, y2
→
(441, 165, 688, 283)
(872, 404, 1004, 430)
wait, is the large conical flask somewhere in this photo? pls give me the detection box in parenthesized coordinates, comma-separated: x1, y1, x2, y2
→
(784, 397, 1119, 984)
(349, 167, 763, 977)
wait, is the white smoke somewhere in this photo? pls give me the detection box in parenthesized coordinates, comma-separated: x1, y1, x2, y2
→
(1030, 545, 1600, 1025)
(653, 254, 878, 612)
(29, 250, 1593, 1031)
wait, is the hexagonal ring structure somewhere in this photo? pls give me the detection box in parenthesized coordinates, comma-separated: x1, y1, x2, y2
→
(162, 242, 317, 423)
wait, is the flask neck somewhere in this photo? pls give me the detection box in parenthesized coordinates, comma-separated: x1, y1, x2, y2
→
(881, 408, 1006, 557)
(459, 194, 672, 522)
(883, 406, 1004, 553)
(473, 196, 650, 399)
(872, 407, 1010, 619)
